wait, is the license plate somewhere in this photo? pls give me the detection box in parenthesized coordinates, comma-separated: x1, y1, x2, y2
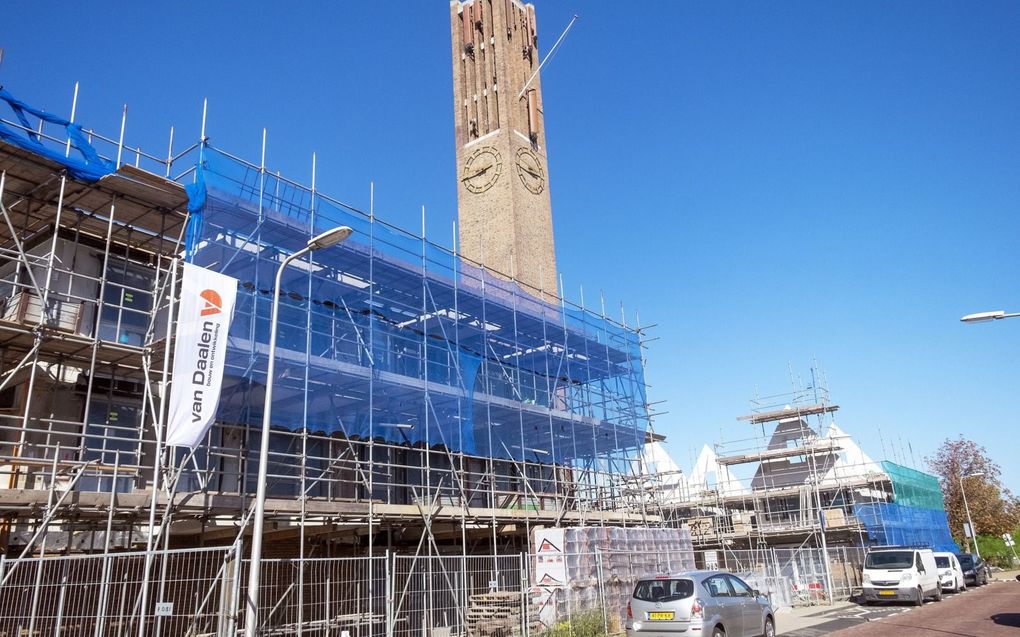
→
(647, 612, 675, 620)
(878, 590, 896, 596)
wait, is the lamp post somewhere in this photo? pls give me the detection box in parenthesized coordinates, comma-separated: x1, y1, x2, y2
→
(959, 313, 1010, 557)
(959, 471, 984, 558)
(244, 226, 353, 637)
(960, 310, 1020, 323)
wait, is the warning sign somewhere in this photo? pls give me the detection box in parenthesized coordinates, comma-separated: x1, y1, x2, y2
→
(533, 528, 566, 589)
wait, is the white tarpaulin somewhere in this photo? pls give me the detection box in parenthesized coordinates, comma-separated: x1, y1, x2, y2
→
(166, 262, 237, 447)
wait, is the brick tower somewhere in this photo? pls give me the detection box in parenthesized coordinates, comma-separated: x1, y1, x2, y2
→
(450, 0, 558, 298)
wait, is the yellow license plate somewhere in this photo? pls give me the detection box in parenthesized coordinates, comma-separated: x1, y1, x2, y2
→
(878, 590, 896, 596)
(648, 612, 675, 620)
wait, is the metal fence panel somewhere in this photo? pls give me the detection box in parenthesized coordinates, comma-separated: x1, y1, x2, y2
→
(243, 554, 388, 637)
(392, 554, 526, 637)
(687, 546, 868, 608)
(0, 543, 874, 636)
(0, 545, 235, 637)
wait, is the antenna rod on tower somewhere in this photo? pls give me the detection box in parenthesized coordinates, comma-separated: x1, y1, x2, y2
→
(517, 14, 579, 99)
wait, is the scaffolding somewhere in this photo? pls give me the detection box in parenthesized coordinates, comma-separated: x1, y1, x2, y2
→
(0, 79, 677, 633)
(662, 379, 956, 555)
(0, 80, 664, 573)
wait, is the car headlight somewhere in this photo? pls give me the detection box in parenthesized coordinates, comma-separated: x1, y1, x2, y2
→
(900, 572, 914, 583)
(863, 574, 871, 584)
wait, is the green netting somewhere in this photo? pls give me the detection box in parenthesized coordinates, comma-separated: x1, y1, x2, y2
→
(881, 461, 945, 511)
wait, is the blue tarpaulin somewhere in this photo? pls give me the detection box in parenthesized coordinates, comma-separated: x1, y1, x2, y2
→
(0, 88, 114, 182)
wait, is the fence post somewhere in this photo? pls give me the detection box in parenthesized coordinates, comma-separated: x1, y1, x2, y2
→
(595, 549, 608, 637)
(94, 546, 116, 636)
(53, 555, 72, 637)
(230, 542, 243, 637)
(386, 551, 394, 637)
(563, 552, 573, 637)
(421, 557, 428, 637)
(519, 552, 528, 637)
(218, 549, 237, 637)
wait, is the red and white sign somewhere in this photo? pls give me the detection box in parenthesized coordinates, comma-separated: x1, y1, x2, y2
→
(166, 263, 237, 447)
(533, 528, 566, 588)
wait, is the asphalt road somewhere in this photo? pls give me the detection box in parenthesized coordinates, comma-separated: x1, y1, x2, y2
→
(782, 579, 1020, 636)
(780, 602, 907, 636)
(830, 580, 1018, 636)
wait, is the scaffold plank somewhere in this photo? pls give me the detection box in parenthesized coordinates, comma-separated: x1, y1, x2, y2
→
(716, 440, 843, 466)
(737, 402, 839, 424)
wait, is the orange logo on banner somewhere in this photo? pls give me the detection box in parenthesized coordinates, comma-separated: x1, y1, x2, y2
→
(537, 539, 561, 553)
(200, 289, 223, 316)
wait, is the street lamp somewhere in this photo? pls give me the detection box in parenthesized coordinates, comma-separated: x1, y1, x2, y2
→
(244, 226, 353, 637)
(960, 310, 1020, 323)
(959, 471, 985, 558)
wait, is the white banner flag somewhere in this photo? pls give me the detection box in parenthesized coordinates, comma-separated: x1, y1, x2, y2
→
(166, 263, 237, 447)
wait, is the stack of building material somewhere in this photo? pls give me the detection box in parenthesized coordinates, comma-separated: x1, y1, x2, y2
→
(466, 591, 524, 637)
(687, 516, 715, 540)
(732, 511, 754, 534)
(531, 526, 695, 632)
(823, 508, 848, 529)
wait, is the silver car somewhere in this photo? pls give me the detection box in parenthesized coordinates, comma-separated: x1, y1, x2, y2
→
(625, 571, 775, 637)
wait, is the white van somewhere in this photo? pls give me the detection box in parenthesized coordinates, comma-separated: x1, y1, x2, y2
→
(861, 547, 941, 605)
(934, 552, 966, 592)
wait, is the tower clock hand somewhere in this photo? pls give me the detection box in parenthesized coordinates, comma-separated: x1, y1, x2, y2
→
(462, 164, 493, 181)
(520, 166, 542, 180)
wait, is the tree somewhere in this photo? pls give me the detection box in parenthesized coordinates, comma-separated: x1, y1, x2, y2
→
(926, 437, 1020, 547)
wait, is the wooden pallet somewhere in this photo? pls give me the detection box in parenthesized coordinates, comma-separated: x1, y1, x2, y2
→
(466, 591, 535, 637)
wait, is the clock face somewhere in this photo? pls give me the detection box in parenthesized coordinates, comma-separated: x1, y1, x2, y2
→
(515, 148, 545, 195)
(462, 146, 502, 194)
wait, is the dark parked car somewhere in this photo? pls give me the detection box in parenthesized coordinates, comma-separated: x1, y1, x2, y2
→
(957, 553, 990, 586)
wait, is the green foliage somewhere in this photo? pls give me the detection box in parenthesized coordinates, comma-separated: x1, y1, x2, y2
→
(976, 530, 1020, 569)
(926, 437, 1020, 543)
(545, 608, 608, 637)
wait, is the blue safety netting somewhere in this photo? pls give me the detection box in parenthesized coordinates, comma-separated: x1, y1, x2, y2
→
(0, 88, 114, 182)
(183, 147, 649, 466)
(854, 462, 958, 552)
(854, 503, 959, 553)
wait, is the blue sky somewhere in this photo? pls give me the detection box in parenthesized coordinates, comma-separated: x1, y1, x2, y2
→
(4, 1, 1019, 491)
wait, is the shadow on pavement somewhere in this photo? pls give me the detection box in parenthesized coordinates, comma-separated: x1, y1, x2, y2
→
(991, 613, 1020, 627)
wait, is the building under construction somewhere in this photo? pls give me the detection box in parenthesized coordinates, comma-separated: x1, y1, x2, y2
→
(0, 0, 663, 558)
(0, 1, 958, 633)
(0, 109, 655, 554)
(0, 2, 686, 635)
(640, 384, 957, 554)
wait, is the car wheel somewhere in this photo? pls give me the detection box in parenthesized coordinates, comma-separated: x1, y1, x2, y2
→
(712, 627, 725, 637)
(762, 616, 775, 637)
(914, 587, 924, 606)
(934, 586, 943, 602)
